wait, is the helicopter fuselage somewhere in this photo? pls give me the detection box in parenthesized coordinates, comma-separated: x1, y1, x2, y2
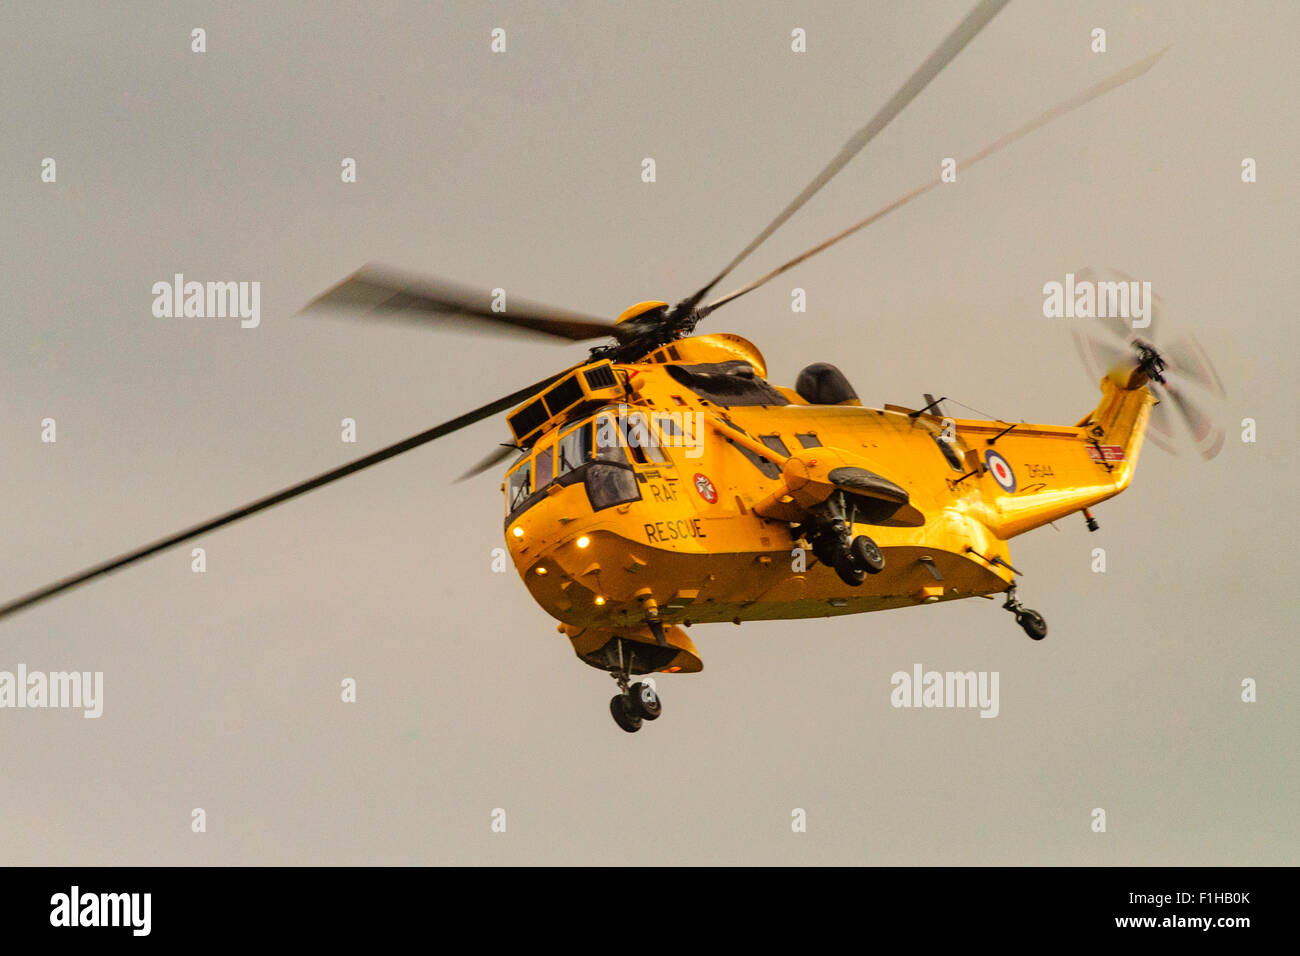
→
(501, 333, 1156, 675)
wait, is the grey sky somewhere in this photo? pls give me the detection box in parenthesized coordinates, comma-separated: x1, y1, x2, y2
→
(1, 0, 1295, 864)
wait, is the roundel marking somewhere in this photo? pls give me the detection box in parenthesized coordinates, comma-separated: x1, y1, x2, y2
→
(984, 450, 1017, 492)
(693, 473, 718, 504)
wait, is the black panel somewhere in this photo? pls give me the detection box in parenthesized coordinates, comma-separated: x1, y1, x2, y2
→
(827, 466, 909, 504)
(665, 361, 789, 407)
(583, 364, 617, 390)
(507, 398, 547, 438)
(543, 376, 584, 416)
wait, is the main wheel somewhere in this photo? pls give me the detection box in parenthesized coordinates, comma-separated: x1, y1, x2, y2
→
(849, 535, 885, 574)
(609, 694, 643, 732)
(628, 681, 662, 720)
(1016, 609, 1048, 641)
(833, 552, 866, 586)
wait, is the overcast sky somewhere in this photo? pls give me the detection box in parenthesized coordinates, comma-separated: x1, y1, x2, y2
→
(1, 0, 1295, 864)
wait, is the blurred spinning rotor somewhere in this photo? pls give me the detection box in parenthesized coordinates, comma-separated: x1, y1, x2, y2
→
(1071, 267, 1226, 460)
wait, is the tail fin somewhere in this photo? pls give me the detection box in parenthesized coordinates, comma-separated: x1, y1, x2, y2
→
(1073, 359, 1160, 495)
(964, 358, 1157, 539)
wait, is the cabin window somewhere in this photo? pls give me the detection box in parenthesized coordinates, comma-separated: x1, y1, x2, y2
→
(507, 460, 531, 512)
(726, 437, 781, 479)
(759, 434, 790, 458)
(932, 433, 963, 471)
(796, 432, 821, 448)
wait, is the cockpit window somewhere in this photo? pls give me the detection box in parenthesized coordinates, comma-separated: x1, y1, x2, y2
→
(506, 413, 648, 518)
(507, 460, 531, 511)
(557, 423, 592, 475)
(594, 412, 624, 461)
(586, 411, 641, 510)
(534, 444, 554, 488)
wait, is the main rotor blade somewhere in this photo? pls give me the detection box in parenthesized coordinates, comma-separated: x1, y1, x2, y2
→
(677, 0, 1010, 314)
(0, 370, 569, 622)
(305, 265, 623, 343)
(457, 443, 520, 482)
(700, 47, 1170, 318)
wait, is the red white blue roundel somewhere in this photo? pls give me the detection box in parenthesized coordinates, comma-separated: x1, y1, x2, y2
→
(984, 450, 1017, 492)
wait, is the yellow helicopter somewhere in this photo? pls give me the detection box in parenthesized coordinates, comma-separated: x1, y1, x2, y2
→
(1, 2, 1200, 733)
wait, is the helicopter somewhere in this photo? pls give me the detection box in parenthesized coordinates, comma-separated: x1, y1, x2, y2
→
(1, 1, 1207, 733)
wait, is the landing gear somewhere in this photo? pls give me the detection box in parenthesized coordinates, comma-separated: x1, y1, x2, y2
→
(833, 552, 866, 587)
(609, 693, 642, 733)
(849, 535, 885, 574)
(629, 681, 661, 720)
(1016, 609, 1048, 640)
(605, 640, 664, 733)
(801, 499, 886, 588)
(1002, 585, 1048, 640)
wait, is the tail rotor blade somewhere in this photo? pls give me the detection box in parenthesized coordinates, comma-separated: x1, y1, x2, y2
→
(1072, 329, 1129, 382)
(1164, 381, 1224, 459)
(1147, 383, 1181, 455)
(1164, 334, 1227, 399)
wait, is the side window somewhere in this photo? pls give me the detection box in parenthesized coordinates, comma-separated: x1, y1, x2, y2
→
(594, 413, 625, 462)
(507, 460, 531, 512)
(624, 411, 667, 464)
(534, 444, 554, 488)
(796, 432, 821, 448)
(759, 434, 790, 458)
(657, 414, 683, 439)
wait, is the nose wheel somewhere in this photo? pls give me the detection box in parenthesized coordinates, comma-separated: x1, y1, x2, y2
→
(609, 681, 661, 733)
(1002, 585, 1048, 640)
